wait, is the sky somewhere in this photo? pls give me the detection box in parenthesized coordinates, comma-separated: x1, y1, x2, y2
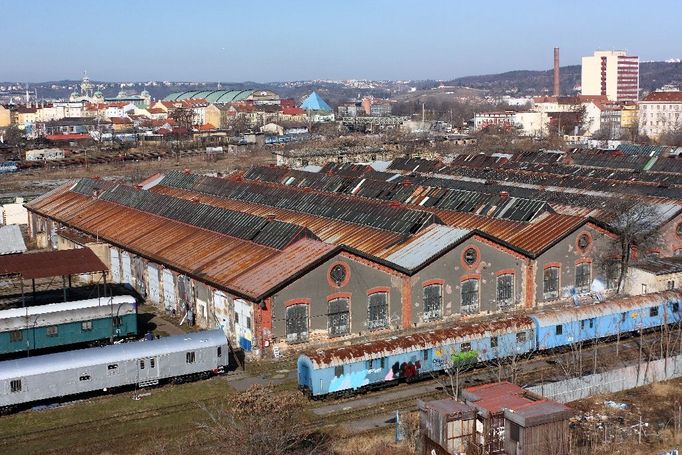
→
(1, 0, 681, 83)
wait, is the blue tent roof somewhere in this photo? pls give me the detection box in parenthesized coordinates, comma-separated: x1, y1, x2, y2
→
(300, 91, 332, 112)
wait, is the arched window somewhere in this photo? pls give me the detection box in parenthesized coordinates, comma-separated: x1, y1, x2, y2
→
(575, 262, 591, 292)
(328, 297, 350, 337)
(461, 279, 480, 314)
(368, 292, 388, 330)
(543, 266, 560, 300)
(423, 284, 442, 321)
(496, 274, 514, 308)
(285, 304, 309, 343)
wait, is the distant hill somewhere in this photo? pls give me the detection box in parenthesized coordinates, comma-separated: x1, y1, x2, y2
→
(446, 61, 682, 96)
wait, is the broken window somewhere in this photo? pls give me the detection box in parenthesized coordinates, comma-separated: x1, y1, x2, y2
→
(368, 292, 388, 330)
(461, 279, 479, 314)
(575, 262, 591, 291)
(286, 304, 309, 343)
(650, 307, 659, 318)
(496, 274, 514, 307)
(543, 266, 560, 300)
(423, 284, 442, 321)
(328, 298, 350, 337)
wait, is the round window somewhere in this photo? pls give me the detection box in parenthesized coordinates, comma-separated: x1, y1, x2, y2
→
(330, 264, 347, 286)
(577, 234, 591, 250)
(677, 223, 682, 237)
(463, 248, 478, 266)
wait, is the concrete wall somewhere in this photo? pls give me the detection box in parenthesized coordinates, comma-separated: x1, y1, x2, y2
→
(624, 267, 681, 295)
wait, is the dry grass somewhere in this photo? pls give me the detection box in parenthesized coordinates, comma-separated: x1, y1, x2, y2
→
(333, 428, 415, 455)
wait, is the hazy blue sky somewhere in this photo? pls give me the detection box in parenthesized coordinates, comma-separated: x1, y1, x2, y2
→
(1, 0, 680, 82)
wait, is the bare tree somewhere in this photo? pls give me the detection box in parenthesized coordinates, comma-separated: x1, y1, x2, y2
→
(196, 384, 330, 455)
(432, 347, 479, 400)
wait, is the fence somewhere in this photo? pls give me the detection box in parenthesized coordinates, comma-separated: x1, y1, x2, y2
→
(528, 354, 682, 403)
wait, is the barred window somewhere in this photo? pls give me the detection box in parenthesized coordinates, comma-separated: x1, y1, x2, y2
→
(81, 321, 93, 332)
(328, 298, 350, 337)
(461, 279, 479, 314)
(543, 266, 560, 300)
(10, 330, 22, 342)
(368, 292, 388, 330)
(575, 263, 591, 291)
(423, 284, 442, 321)
(10, 379, 21, 393)
(286, 304, 308, 343)
(46, 325, 58, 337)
(496, 274, 514, 307)
(186, 352, 195, 364)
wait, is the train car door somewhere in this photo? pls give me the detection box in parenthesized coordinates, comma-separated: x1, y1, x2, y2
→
(234, 299, 253, 351)
(137, 356, 160, 384)
(109, 248, 121, 283)
(162, 269, 176, 312)
(121, 251, 133, 290)
(146, 263, 161, 305)
(214, 291, 230, 338)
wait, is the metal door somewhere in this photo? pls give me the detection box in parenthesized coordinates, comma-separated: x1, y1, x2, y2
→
(214, 291, 230, 338)
(162, 269, 176, 312)
(109, 248, 121, 283)
(234, 299, 253, 351)
(146, 263, 160, 305)
(121, 252, 132, 289)
(132, 256, 146, 296)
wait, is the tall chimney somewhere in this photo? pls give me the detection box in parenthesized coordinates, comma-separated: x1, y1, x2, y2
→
(553, 47, 560, 97)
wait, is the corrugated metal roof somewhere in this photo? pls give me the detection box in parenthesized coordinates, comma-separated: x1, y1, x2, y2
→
(304, 316, 534, 368)
(0, 224, 27, 255)
(530, 290, 682, 326)
(0, 295, 135, 320)
(383, 225, 471, 270)
(0, 248, 108, 279)
(0, 330, 226, 381)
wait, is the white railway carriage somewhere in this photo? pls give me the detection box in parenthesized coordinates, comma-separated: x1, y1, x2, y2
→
(0, 330, 228, 411)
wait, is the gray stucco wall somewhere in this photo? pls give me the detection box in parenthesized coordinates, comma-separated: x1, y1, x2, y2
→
(408, 236, 526, 325)
(270, 253, 402, 341)
(534, 225, 614, 305)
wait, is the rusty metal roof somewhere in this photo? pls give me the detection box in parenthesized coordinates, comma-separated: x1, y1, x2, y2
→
(530, 290, 682, 326)
(0, 248, 107, 279)
(303, 315, 534, 368)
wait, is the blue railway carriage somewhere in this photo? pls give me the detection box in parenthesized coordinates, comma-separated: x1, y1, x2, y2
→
(0, 296, 138, 355)
(531, 290, 682, 351)
(298, 316, 535, 397)
(0, 330, 228, 410)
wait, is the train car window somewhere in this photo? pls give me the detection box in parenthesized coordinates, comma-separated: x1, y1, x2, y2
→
(621, 312, 628, 323)
(368, 292, 389, 330)
(381, 357, 385, 369)
(490, 336, 498, 348)
(46, 325, 58, 337)
(150, 358, 156, 369)
(186, 352, 196, 364)
(555, 325, 563, 335)
(423, 349, 430, 361)
(107, 364, 118, 370)
(10, 379, 21, 393)
(650, 307, 659, 317)
(112, 316, 122, 327)
(79, 375, 91, 381)
(81, 321, 93, 332)
(589, 318, 595, 329)
(334, 365, 344, 377)
(217, 347, 222, 357)
(673, 303, 680, 313)
(516, 332, 527, 344)
(423, 284, 443, 321)
(10, 330, 23, 342)
(460, 342, 472, 352)
(139, 360, 145, 369)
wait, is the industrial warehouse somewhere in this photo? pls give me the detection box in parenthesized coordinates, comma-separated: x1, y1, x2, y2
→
(24, 149, 682, 358)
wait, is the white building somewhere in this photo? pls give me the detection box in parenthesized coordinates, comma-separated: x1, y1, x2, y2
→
(638, 91, 682, 139)
(581, 50, 639, 102)
(473, 111, 515, 131)
(2, 198, 28, 225)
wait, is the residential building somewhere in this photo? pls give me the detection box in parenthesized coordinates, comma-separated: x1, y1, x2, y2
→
(581, 50, 639, 102)
(473, 111, 515, 131)
(638, 91, 682, 139)
(14, 106, 38, 136)
(0, 105, 13, 127)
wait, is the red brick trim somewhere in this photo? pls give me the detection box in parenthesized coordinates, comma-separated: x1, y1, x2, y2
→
(460, 273, 481, 282)
(544, 262, 561, 270)
(284, 298, 311, 308)
(262, 297, 273, 332)
(460, 244, 481, 270)
(423, 279, 445, 287)
(327, 292, 352, 302)
(402, 276, 412, 329)
(367, 287, 390, 295)
(472, 234, 528, 260)
(575, 258, 593, 265)
(495, 268, 516, 276)
(525, 262, 535, 308)
(575, 230, 593, 255)
(326, 261, 351, 288)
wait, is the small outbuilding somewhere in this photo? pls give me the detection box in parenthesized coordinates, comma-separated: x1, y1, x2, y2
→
(418, 398, 477, 455)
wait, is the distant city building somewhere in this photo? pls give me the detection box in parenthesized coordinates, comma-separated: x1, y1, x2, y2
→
(638, 90, 682, 139)
(473, 111, 516, 131)
(361, 96, 393, 116)
(581, 50, 639, 102)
